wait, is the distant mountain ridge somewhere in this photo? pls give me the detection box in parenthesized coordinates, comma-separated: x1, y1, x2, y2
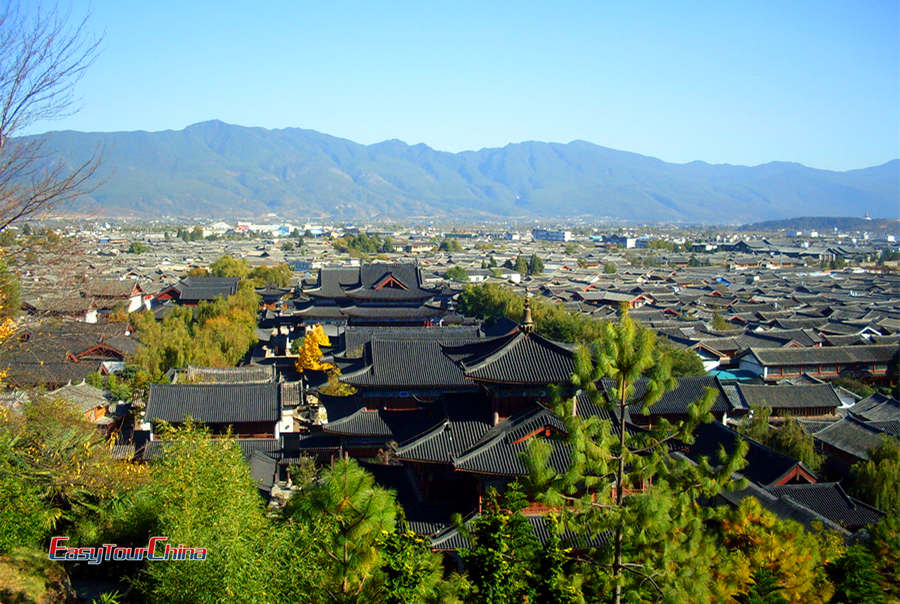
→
(26, 120, 900, 222)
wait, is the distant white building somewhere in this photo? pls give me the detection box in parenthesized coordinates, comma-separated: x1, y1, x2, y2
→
(532, 229, 572, 242)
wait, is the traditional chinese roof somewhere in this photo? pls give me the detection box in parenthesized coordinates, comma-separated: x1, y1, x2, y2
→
(600, 376, 733, 416)
(48, 382, 109, 412)
(849, 392, 900, 422)
(394, 398, 495, 464)
(733, 383, 842, 411)
(767, 482, 884, 530)
(811, 416, 892, 461)
(742, 344, 897, 367)
(322, 406, 443, 442)
(146, 383, 280, 424)
(305, 263, 437, 302)
(166, 276, 240, 303)
(172, 364, 276, 384)
(445, 330, 577, 385)
(340, 325, 483, 359)
(684, 421, 816, 488)
(341, 339, 473, 388)
(81, 279, 143, 298)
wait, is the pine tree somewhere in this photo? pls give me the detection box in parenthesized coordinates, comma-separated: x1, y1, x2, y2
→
(458, 486, 540, 603)
(376, 513, 444, 604)
(826, 545, 885, 604)
(528, 254, 544, 275)
(523, 305, 746, 603)
(287, 458, 398, 599)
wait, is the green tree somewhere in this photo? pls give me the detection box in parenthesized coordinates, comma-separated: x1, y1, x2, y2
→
(712, 496, 844, 603)
(738, 411, 823, 472)
(657, 340, 706, 377)
(376, 514, 444, 604)
(736, 569, 788, 604)
(603, 262, 617, 274)
(439, 238, 462, 252)
(459, 487, 540, 604)
(0, 254, 20, 320)
(826, 545, 885, 604)
(767, 419, 823, 472)
(127, 241, 148, 254)
(523, 306, 743, 603)
(445, 265, 469, 283)
(711, 312, 730, 331)
(287, 458, 397, 599)
(140, 424, 274, 603)
(849, 436, 900, 513)
(528, 254, 544, 275)
(189, 226, 204, 241)
(248, 263, 292, 287)
(209, 254, 251, 279)
(866, 514, 900, 598)
(514, 255, 528, 276)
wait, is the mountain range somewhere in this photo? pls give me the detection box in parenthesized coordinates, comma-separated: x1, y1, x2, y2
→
(26, 120, 900, 223)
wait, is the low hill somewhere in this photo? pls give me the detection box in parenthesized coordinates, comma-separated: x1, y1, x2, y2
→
(739, 217, 900, 234)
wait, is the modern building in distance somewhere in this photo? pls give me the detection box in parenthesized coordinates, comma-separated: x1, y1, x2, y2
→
(531, 228, 572, 242)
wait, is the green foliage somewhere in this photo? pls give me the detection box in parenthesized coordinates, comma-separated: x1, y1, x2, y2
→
(523, 308, 744, 603)
(280, 240, 295, 251)
(445, 265, 469, 282)
(209, 254, 250, 279)
(712, 497, 844, 603)
(736, 569, 788, 604)
(657, 339, 707, 377)
(376, 514, 445, 604)
(866, 514, 900, 597)
(603, 262, 617, 274)
(825, 545, 885, 604)
(0, 255, 20, 320)
(711, 311, 730, 331)
(739, 411, 824, 472)
(849, 435, 900, 514)
(131, 280, 258, 378)
(438, 238, 462, 252)
(335, 233, 396, 255)
(0, 397, 143, 555)
(287, 457, 398, 599)
(513, 255, 528, 275)
(528, 253, 544, 275)
(127, 241, 148, 254)
(248, 263, 292, 287)
(139, 424, 274, 603)
(767, 418, 824, 472)
(458, 487, 540, 603)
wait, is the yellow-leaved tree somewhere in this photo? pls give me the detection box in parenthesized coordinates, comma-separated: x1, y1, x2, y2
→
(295, 324, 335, 373)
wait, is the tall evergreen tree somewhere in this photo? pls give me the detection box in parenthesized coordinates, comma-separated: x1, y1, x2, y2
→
(287, 458, 397, 600)
(524, 305, 746, 603)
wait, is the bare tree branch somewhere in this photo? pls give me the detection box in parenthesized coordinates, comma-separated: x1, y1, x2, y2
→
(0, 1, 102, 231)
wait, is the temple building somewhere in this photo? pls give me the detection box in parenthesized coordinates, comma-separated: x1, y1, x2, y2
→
(294, 263, 447, 327)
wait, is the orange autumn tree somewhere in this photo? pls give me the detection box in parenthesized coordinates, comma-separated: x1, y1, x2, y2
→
(295, 324, 335, 373)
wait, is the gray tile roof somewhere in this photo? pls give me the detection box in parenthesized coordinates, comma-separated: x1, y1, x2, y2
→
(849, 393, 900, 422)
(745, 344, 897, 366)
(812, 416, 892, 460)
(146, 383, 280, 424)
(768, 483, 884, 530)
(447, 331, 577, 385)
(341, 339, 473, 388)
(734, 383, 841, 410)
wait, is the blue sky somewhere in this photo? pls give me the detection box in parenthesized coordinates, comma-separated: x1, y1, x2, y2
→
(24, 1, 900, 171)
